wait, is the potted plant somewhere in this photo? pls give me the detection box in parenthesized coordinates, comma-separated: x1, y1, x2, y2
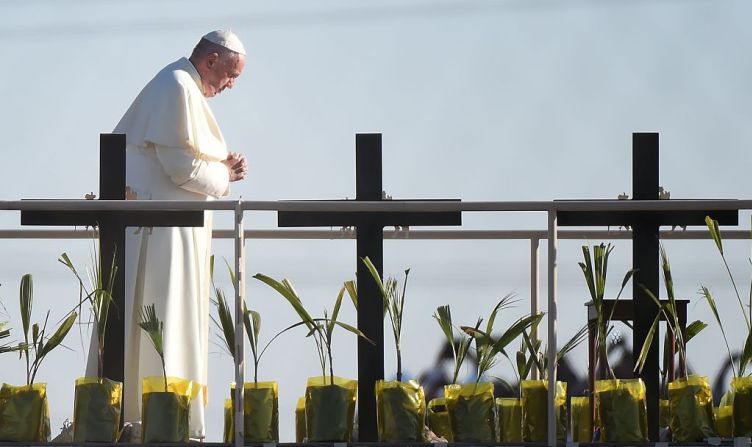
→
(0, 274, 77, 442)
(634, 245, 713, 441)
(701, 216, 752, 437)
(436, 295, 542, 443)
(426, 397, 452, 442)
(516, 321, 588, 442)
(361, 256, 426, 442)
(59, 242, 123, 442)
(254, 273, 373, 442)
(211, 258, 279, 442)
(579, 242, 646, 442)
(138, 304, 196, 443)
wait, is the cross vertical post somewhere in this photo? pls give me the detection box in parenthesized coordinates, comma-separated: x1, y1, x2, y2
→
(557, 131, 738, 441)
(355, 134, 384, 440)
(632, 132, 661, 439)
(277, 132, 462, 441)
(99, 134, 127, 380)
(20, 134, 204, 419)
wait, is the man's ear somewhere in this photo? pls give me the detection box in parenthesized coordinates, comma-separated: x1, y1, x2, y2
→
(206, 52, 220, 68)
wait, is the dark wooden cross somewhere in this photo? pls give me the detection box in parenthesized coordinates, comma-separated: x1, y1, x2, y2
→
(558, 132, 738, 440)
(21, 133, 204, 387)
(277, 133, 462, 441)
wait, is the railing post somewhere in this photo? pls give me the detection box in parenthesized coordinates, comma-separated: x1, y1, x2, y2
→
(234, 200, 246, 447)
(531, 236, 540, 380)
(547, 209, 558, 447)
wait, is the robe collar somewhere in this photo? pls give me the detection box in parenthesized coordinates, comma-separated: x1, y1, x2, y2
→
(180, 57, 207, 96)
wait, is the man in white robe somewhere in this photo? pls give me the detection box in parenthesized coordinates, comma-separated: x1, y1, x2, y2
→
(87, 30, 248, 440)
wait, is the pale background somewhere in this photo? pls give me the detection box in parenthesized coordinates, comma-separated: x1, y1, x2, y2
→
(0, 0, 751, 441)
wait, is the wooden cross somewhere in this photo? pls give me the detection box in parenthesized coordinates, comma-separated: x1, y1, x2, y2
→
(21, 134, 204, 388)
(277, 133, 462, 441)
(558, 132, 738, 440)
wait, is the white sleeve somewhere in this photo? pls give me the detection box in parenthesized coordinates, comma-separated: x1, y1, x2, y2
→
(153, 144, 230, 198)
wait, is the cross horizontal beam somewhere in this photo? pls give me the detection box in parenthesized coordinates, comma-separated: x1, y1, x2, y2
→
(557, 203, 737, 226)
(21, 210, 204, 227)
(21, 211, 204, 227)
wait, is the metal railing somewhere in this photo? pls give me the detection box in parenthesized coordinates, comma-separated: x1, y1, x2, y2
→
(0, 198, 749, 446)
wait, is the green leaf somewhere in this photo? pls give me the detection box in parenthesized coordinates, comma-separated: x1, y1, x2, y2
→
(20, 274, 33, 343)
(138, 304, 164, 358)
(344, 280, 358, 309)
(685, 320, 707, 343)
(253, 273, 316, 330)
(634, 312, 662, 374)
(741, 331, 752, 376)
(706, 215, 724, 255)
(700, 286, 736, 377)
(332, 320, 375, 345)
(38, 311, 77, 359)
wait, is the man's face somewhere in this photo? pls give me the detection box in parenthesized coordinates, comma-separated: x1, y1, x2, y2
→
(202, 53, 245, 98)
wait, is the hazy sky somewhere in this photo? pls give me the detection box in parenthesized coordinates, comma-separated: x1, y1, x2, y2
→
(1, 0, 751, 441)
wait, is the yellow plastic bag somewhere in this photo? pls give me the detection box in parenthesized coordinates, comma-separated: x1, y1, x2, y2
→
(295, 397, 306, 443)
(733, 376, 752, 436)
(444, 382, 497, 442)
(595, 378, 648, 442)
(228, 381, 279, 442)
(496, 397, 522, 442)
(375, 380, 426, 442)
(223, 399, 233, 443)
(141, 376, 195, 443)
(659, 398, 670, 428)
(0, 383, 50, 442)
(715, 405, 733, 438)
(571, 396, 592, 443)
(73, 377, 122, 442)
(668, 375, 716, 441)
(427, 398, 453, 442)
(520, 380, 566, 442)
(305, 376, 357, 442)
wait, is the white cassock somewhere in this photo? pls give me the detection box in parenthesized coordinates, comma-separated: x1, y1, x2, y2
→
(86, 57, 230, 439)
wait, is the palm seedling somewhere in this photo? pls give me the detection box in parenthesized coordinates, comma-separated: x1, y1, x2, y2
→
(578, 243, 635, 380)
(701, 216, 752, 378)
(634, 245, 707, 377)
(254, 273, 373, 386)
(433, 305, 477, 385)
(361, 256, 410, 381)
(460, 294, 545, 384)
(18, 274, 78, 386)
(211, 258, 285, 384)
(59, 238, 117, 379)
(138, 304, 167, 390)
(517, 321, 589, 381)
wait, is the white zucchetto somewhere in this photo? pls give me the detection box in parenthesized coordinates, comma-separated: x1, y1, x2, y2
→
(201, 30, 246, 55)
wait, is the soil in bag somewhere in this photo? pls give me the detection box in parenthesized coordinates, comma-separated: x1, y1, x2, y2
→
(595, 378, 648, 442)
(521, 380, 567, 442)
(73, 377, 122, 442)
(295, 397, 306, 443)
(0, 383, 50, 442)
(141, 376, 194, 443)
(668, 375, 715, 441)
(445, 382, 497, 443)
(715, 405, 733, 438)
(223, 399, 233, 443)
(142, 391, 190, 442)
(427, 398, 453, 442)
(376, 380, 426, 442)
(571, 396, 592, 443)
(496, 397, 522, 442)
(733, 376, 752, 437)
(231, 382, 279, 442)
(305, 376, 357, 442)
(660, 399, 670, 429)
